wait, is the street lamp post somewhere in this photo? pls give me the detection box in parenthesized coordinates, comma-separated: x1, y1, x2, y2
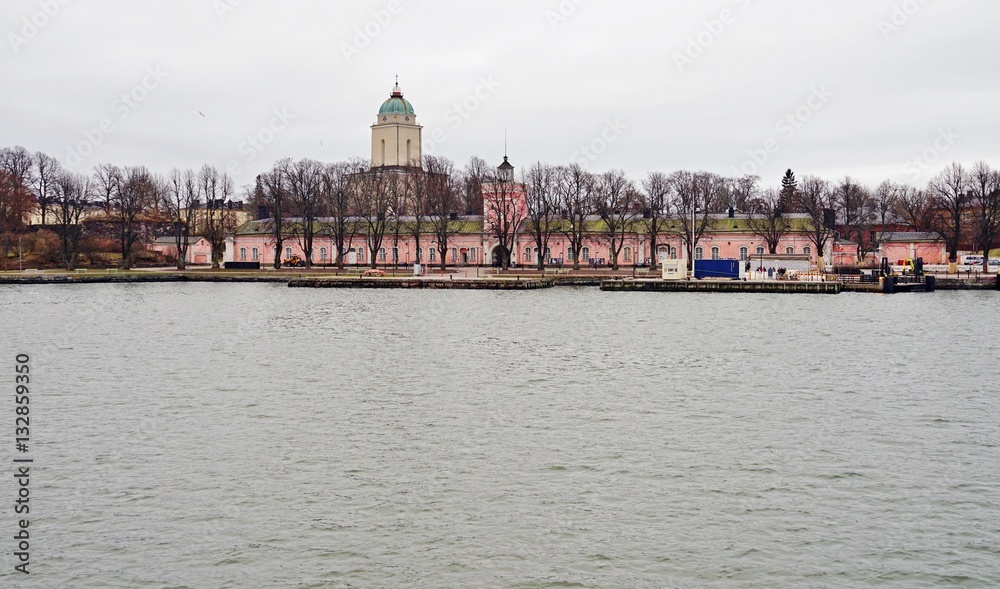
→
(690, 205, 697, 280)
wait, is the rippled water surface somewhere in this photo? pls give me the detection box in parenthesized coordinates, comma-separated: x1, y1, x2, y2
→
(1, 284, 999, 588)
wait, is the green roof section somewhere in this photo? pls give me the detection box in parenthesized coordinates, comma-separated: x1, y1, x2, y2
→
(379, 96, 415, 115)
(378, 82, 415, 115)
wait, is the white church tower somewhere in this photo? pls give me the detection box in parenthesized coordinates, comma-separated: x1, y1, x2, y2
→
(371, 78, 423, 169)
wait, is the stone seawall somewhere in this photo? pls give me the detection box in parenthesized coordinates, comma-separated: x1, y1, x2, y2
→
(601, 280, 843, 294)
(288, 278, 553, 290)
(0, 274, 290, 285)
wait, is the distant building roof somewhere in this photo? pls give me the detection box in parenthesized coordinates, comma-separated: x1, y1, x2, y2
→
(880, 232, 939, 242)
(153, 236, 205, 246)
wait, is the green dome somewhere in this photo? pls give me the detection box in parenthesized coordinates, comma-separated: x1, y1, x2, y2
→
(379, 83, 415, 115)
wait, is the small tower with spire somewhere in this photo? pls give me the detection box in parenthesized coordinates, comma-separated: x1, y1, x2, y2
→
(497, 155, 515, 182)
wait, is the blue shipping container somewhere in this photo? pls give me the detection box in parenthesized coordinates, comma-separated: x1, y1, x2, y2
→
(694, 259, 740, 280)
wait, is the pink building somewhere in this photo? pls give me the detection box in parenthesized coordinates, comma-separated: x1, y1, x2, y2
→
(231, 207, 823, 270)
(229, 81, 931, 271)
(151, 236, 213, 265)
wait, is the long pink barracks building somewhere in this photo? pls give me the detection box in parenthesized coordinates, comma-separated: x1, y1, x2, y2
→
(230, 82, 942, 270)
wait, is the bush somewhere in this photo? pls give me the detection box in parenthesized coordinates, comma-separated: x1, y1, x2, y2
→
(22, 230, 61, 266)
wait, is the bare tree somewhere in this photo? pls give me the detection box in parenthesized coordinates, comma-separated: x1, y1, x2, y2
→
(639, 171, 673, 269)
(51, 172, 92, 270)
(969, 161, 1000, 272)
(484, 163, 524, 270)
(746, 187, 792, 254)
(727, 174, 760, 215)
(523, 162, 559, 271)
(285, 158, 325, 268)
(425, 155, 460, 272)
(114, 166, 157, 270)
(556, 163, 595, 270)
(320, 160, 360, 269)
(927, 162, 971, 266)
(594, 169, 637, 270)
(895, 184, 935, 233)
(834, 177, 876, 264)
(256, 159, 290, 269)
(461, 156, 490, 215)
(353, 168, 393, 269)
(0, 169, 33, 269)
(871, 180, 901, 259)
(798, 176, 835, 262)
(668, 171, 720, 270)
(0, 147, 35, 194)
(403, 165, 429, 267)
(93, 163, 121, 216)
(33, 152, 62, 225)
(200, 165, 235, 268)
(164, 168, 201, 270)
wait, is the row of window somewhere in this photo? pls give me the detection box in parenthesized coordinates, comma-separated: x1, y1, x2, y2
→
(238, 244, 813, 264)
(688, 246, 812, 261)
(239, 246, 481, 264)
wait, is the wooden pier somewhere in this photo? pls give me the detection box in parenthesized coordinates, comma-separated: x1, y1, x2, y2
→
(600, 279, 842, 294)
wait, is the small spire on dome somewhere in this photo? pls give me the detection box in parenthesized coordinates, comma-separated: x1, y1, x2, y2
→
(391, 75, 402, 97)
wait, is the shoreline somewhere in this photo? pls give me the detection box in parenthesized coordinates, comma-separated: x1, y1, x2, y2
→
(0, 271, 996, 292)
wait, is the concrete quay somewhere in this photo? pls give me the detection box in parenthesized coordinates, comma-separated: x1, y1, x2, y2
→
(600, 279, 843, 294)
(288, 277, 554, 290)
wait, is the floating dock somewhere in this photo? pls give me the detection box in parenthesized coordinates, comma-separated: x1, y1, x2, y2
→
(600, 280, 842, 294)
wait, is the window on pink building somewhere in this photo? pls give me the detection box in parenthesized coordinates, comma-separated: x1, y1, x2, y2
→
(711, 247, 720, 260)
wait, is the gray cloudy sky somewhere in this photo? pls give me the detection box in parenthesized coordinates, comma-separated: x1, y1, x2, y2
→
(3, 0, 998, 191)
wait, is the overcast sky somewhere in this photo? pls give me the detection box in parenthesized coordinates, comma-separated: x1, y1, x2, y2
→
(3, 0, 998, 192)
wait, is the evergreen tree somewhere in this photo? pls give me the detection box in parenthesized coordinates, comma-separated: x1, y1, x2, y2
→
(779, 169, 798, 212)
